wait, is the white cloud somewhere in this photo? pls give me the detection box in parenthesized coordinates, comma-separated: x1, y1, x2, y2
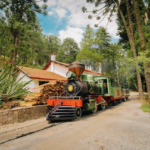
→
(55, 8, 67, 18)
(57, 0, 80, 13)
(58, 27, 84, 45)
(47, 0, 56, 7)
(38, 0, 56, 7)
(39, 0, 119, 41)
(66, 2, 119, 39)
(107, 20, 119, 39)
(48, 11, 54, 16)
(57, 0, 119, 39)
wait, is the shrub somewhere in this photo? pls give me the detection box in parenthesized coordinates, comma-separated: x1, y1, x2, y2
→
(0, 66, 32, 101)
(141, 101, 150, 113)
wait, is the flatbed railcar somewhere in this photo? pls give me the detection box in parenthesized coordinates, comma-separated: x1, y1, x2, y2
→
(46, 61, 130, 121)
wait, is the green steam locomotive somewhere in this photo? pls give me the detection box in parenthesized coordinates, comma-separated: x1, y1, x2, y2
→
(46, 61, 130, 120)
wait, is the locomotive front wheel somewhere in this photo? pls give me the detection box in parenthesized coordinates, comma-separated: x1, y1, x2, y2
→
(76, 107, 82, 119)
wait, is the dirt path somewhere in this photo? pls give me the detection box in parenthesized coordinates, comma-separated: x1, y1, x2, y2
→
(0, 92, 150, 150)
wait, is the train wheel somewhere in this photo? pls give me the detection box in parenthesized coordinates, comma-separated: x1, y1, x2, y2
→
(119, 99, 122, 103)
(76, 107, 82, 119)
(91, 104, 97, 113)
(122, 98, 125, 102)
(124, 97, 127, 101)
(113, 100, 117, 106)
(101, 104, 106, 110)
(99, 104, 106, 110)
(126, 97, 128, 100)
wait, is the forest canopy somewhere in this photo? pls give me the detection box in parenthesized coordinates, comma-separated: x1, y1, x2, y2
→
(0, 0, 150, 96)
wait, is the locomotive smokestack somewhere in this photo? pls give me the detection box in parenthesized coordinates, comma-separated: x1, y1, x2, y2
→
(68, 61, 85, 79)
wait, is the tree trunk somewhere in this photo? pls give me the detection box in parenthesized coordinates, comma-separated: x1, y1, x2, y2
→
(132, 0, 150, 99)
(9, 51, 13, 63)
(0, 51, 2, 59)
(101, 62, 103, 74)
(116, 0, 144, 99)
(116, 1, 131, 43)
(13, 50, 17, 64)
(144, 63, 150, 98)
(12, 35, 19, 64)
(132, 0, 147, 51)
(21, 54, 22, 63)
(112, 56, 116, 79)
(126, 0, 144, 99)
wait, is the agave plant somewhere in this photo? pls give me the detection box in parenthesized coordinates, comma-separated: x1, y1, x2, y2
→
(0, 66, 32, 101)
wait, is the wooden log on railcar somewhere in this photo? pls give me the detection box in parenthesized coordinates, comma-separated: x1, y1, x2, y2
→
(23, 81, 66, 106)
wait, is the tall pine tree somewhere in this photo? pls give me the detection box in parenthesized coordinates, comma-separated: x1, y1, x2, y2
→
(0, 0, 47, 64)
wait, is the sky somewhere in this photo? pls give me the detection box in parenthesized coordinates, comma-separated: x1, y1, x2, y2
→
(37, 0, 119, 46)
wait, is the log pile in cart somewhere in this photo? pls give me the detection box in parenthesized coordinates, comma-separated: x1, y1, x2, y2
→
(38, 80, 66, 104)
(23, 81, 66, 107)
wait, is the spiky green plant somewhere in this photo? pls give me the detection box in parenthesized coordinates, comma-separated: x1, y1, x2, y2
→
(0, 66, 32, 101)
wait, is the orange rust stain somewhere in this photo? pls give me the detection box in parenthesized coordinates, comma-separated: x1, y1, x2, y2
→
(117, 89, 120, 96)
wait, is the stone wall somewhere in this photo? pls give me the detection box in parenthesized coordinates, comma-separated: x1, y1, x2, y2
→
(0, 105, 49, 125)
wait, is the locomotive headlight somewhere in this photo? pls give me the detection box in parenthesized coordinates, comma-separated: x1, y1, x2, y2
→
(68, 85, 73, 92)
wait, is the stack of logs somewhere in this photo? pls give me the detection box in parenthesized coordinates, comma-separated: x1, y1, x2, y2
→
(23, 81, 66, 106)
(38, 81, 66, 104)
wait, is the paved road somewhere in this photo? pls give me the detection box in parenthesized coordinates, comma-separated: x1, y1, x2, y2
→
(0, 92, 150, 150)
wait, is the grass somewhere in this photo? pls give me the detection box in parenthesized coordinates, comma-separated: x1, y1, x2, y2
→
(144, 94, 148, 97)
(141, 101, 150, 113)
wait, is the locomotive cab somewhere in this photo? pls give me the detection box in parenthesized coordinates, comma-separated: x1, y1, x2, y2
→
(94, 77, 122, 98)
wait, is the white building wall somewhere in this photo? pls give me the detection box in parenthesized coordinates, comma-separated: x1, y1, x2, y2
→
(46, 62, 52, 72)
(54, 64, 68, 77)
(46, 62, 68, 77)
(16, 71, 39, 90)
(51, 62, 54, 72)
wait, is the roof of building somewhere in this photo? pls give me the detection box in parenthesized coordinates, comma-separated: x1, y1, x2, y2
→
(43, 60, 69, 70)
(84, 69, 103, 76)
(18, 66, 67, 81)
(43, 60, 103, 76)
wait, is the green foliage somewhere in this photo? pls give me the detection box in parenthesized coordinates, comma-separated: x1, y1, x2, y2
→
(137, 20, 150, 71)
(77, 49, 102, 63)
(102, 44, 123, 79)
(77, 25, 122, 78)
(117, 0, 146, 55)
(47, 34, 62, 58)
(0, 0, 48, 64)
(116, 0, 147, 91)
(138, 50, 150, 67)
(0, 66, 32, 101)
(88, 15, 92, 19)
(81, 25, 95, 48)
(17, 20, 48, 66)
(83, 0, 118, 28)
(82, 6, 87, 13)
(95, 26, 111, 54)
(0, 0, 149, 95)
(0, 9, 79, 68)
(57, 38, 79, 64)
(77, 25, 101, 68)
